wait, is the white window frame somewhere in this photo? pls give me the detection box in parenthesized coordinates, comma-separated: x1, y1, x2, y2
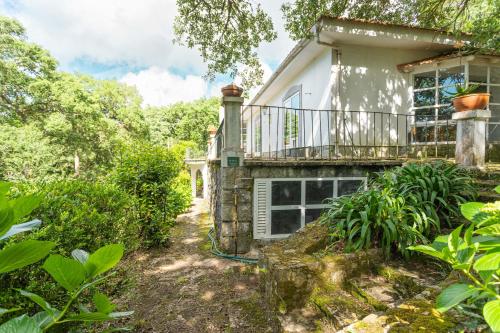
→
(253, 177, 367, 239)
(282, 91, 301, 148)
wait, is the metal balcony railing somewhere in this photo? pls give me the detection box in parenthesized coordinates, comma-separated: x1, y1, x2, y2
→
(240, 105, 458, 161)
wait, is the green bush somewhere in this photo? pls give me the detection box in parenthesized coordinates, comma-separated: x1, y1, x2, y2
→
(25, 180, 142, 254)
(113, 142, 192, 246)
(322, 162, 475, 257)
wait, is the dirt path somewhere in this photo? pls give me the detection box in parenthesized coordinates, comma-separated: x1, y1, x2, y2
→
(119, 199, 278, 333)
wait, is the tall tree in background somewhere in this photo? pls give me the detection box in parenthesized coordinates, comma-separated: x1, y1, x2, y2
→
(175, 0, 499, 89)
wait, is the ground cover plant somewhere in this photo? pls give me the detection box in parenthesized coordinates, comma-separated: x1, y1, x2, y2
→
(409, 187, 500, 332)
(321, 162, 476, 257)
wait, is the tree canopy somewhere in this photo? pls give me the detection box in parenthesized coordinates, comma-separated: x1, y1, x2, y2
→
(174, 0, 499, 89)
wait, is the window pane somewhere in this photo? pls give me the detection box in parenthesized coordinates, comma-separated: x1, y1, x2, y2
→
(414, 126, 435, 142)
(305, 209, 325, 224)
(438, 66, 464, 87)
(439, 87, 454, 105)
(469, 65, 488, 83)
(272, 181, 301, 205)
(414, 90, 435, 107)
(271, 210, 301, 235)
(489, 123, 500, 142)
(436, 124, 456, 142)
(491, 66, 500, 84)
(414, 71, 435, 89)
(291, 93, 300, 108)
(415, 108, 435, 122)
(490, 105, 500, 122)
(475, 84, 488, 93)
(306, 180, 333, 204)
(490, 86, 500, 104)
(437, 106, 454, 120)
(338, 180, 364, 196)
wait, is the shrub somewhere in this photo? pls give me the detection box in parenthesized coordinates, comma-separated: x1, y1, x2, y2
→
(113, 142, 192, 246)
(25, 180, 142, 254)
(409, 187, 500, 332)
(322, 162, 475, 257)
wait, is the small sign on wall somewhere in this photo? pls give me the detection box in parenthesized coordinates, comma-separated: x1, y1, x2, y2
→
(227, 156, 240, 167)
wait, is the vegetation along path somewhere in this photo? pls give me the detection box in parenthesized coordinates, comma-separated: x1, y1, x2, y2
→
(119, 198, 277, 332)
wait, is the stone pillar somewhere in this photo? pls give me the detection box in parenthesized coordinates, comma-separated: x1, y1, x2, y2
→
(219, 84, 251, 254)
(190, 167, 197, 198)
(453, 109, 491, 168)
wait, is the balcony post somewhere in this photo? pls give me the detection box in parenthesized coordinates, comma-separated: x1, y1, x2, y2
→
(221, 84, 244, 167)
(452, 109, 491, 169)
(218, 84, 251, 254)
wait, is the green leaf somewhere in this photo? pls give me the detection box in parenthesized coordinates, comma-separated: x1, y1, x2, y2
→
(65, 312, 111, 322)
(0, 314, 42, 333)
(108, 311, 134, 318)
(42, 255, 86, 291)
(0, 240, 55, 274)
(71, 249, 89, 264)
(85, 244, 124, 278)
(494, 185, 500, 194)
(0, 208, 15, 238)
(17, 290, 57, 318)
(436, 283, 477, 312)
(473, 252, 500, 272)
(475, 224, 500, 236)
(0, 308, 20, 316)
(448, 225, 463, 253)
(93, 292, 115, 314)
(461, 202, 485, 222)
(10, 195, 41, 222)
(407, 245, 445, 260)
(31, 312, 54, 329)
(0, 182, 12, 198)
(484, 300, 500, 332)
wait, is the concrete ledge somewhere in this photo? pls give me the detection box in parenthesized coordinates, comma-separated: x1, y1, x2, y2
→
(244, 159, 405, 167)
(452, 109, 491, 121)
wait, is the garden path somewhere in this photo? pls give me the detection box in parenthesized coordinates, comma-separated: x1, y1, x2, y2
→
(118, 198, 277, 333)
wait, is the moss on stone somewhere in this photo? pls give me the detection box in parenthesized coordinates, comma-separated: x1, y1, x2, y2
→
(233, 292, 269, 327)
(385, 300, 457, 333)
(377, 265, 425, 298)
(345, 281, 388, 311)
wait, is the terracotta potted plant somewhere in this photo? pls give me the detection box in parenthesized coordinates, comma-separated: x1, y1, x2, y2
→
(450, 84, 490, 112)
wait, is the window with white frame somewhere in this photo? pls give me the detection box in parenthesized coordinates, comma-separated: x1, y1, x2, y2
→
(283, 91, 301, 148)
(253, 177, 367, 239)
(412, 66, 463, 143)
(468, 65, 500, 142)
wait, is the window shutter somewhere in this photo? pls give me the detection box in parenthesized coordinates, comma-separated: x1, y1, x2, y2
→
(253, 179, 269, 240)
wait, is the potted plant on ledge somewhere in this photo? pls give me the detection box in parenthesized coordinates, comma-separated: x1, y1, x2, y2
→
(449, 83, 490, 112)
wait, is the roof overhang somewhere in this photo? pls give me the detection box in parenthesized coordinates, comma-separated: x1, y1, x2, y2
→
(398, 53, 500, 72)
(249, 17, 469, 106)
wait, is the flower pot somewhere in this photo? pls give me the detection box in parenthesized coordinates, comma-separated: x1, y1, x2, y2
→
(221, 84, 243, 97)
(452, 93, 490, 112)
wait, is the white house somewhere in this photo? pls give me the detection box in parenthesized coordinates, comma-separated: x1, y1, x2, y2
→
(241, 16, 499, 160)
(206, 17, 500, 252)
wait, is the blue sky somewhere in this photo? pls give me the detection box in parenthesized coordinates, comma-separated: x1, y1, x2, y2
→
(0, 0, 294, 106)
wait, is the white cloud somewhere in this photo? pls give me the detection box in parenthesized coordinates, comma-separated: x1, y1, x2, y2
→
(121, 67, 209, 107)
(0, 0, 295, 105)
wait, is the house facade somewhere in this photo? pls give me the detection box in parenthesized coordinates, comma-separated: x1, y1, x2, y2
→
(204, 17, 500, 254)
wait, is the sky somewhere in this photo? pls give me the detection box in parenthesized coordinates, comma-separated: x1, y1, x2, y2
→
(0, 0, 295, 106)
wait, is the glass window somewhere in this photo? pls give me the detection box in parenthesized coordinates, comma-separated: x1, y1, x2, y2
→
(338, 180, 364, 196)
(490, 86, 500, 104)
(415, 108, 435, 122)
(436, 124, 456, 142)
(490, 105, 500, 122)
(469, 65, 488, 83)
(414, 126, 435, 143)
(271, 210, 301, 235)
(438, 66, 464, 87)
(414, 90, 435, 107)
(414, 71, 435, 89)
(305, 180, 334, 204)
(305, 209, 325, 224)
(272, 181, 301, 205)
(437, 106, 454, 120)
(491, 66, 500, 84)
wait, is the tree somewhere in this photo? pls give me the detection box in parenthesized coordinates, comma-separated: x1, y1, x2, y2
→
(144, 97, 219, 151)
(0, 16, 57, 121)
(174, 0, 499, 89)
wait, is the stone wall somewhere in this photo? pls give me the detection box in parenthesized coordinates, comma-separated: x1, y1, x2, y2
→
(208, 160, 221, 239)
(215, 160, 401, 254)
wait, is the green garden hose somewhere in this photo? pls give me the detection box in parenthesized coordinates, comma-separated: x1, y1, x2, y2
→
(207, 227, 258, 264)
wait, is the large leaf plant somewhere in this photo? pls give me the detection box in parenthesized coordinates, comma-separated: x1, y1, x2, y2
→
(409, 186, 500, 332)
